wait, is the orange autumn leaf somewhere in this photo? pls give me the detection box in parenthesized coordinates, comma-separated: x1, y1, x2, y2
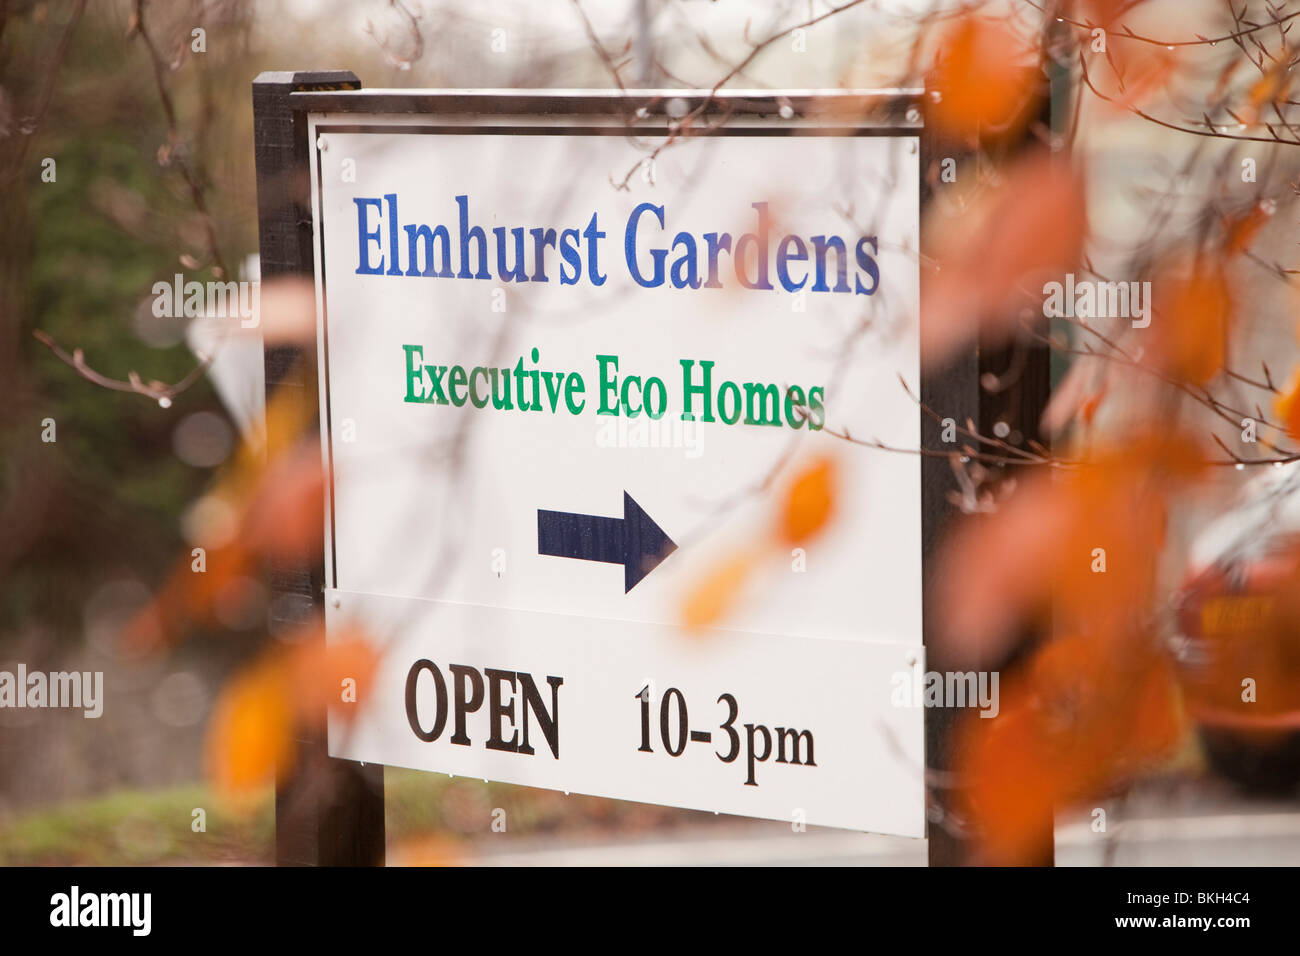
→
(1130, 660, 1184, 756)
(119, 375, 322, 656)
(680, 458, 836, 631)
(204, 627, 378, 797)
(1148, 259, 1233, 385)
(287, 626, 380, 721)
(1053, 638, 1181, 764)
(1080, 0, 1124, 21)
(206, 659, 295, 797)
(1078, 2, 1181, 114)
(936, 475, 1078, 663)
(959, 637, 1182, 863)
(1106, 48, 1179, 112)
(927, 17, 1040, 144)
(958, 690, 1056, 863)
(924, 153, 1087, 366)
(1079, 388, 1105, 426)
(1223, 202, 1273, 256)
(119, 537, 254, 654)
(1025, 634, 1182, 768)
(778, 456, 836, 545)
(681, 550, 759, 631)
(1244, 60, 1292, 124)
(217, 371, 319, 504)
(119, 439, 324, 654)
(936, 433, 1202, 665)
(1274, 372, 1300, 437)
(240, 441, 325, 563)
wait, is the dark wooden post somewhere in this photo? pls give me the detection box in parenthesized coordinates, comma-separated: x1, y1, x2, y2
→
(921, 243, 1054, 867)
(922, 62, 1060, 865)
(252, 70, 385, 866)
(919, 329, 982, 864)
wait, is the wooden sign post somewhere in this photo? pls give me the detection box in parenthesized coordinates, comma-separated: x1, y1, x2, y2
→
(253, 70, 384, 867)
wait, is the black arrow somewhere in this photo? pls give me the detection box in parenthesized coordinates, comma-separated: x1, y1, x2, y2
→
(537, 492, 677, 592)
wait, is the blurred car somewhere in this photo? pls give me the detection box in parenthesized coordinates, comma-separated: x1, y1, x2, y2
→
(1171, 464, 1300, 792)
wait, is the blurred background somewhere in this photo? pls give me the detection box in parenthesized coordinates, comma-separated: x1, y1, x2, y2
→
(3, 0, 1300, 865)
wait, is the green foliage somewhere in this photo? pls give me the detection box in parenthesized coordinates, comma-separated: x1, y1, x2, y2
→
(0, 4, 252, 643)
(0, 785, 273, 866)
(0, 772, 709, 865)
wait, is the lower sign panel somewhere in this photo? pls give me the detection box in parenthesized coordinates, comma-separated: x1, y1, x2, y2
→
(327, 590, 926, 837)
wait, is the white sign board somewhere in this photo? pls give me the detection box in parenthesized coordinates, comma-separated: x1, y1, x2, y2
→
(308, 97, 925, 836)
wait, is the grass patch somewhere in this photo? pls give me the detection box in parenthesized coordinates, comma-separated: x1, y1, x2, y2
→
(0, 785, 273, 866)
(0, 770, 708, 865)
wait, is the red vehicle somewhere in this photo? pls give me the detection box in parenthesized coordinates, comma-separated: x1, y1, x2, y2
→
(1172, 465, 1300, 792)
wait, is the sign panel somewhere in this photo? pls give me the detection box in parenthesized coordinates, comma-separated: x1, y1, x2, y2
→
(308, 98, 924, 836)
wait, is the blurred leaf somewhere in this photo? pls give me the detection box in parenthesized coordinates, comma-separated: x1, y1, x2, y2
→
(119, 383, 321, 653)
(1148, 258, 1233, 385)
(924, 153, 1087, 367)
(1275, 371, 1300, 437)
(204, 624, 378, 798)
(239, 441, 325, 563)
(1106, 48, 1179, 112)
(927, 16, 1039, 145)
(205, 657, 294, 798)
(681, 551, 758, 631)
(959, 638, 1182, 864)
(777, 455, 836, 545)
(1223, 202, 1272, 256)
(1244, 59, 1292, 124)
(936, 433, 1202, 665)
(287, 625, 379, 723)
